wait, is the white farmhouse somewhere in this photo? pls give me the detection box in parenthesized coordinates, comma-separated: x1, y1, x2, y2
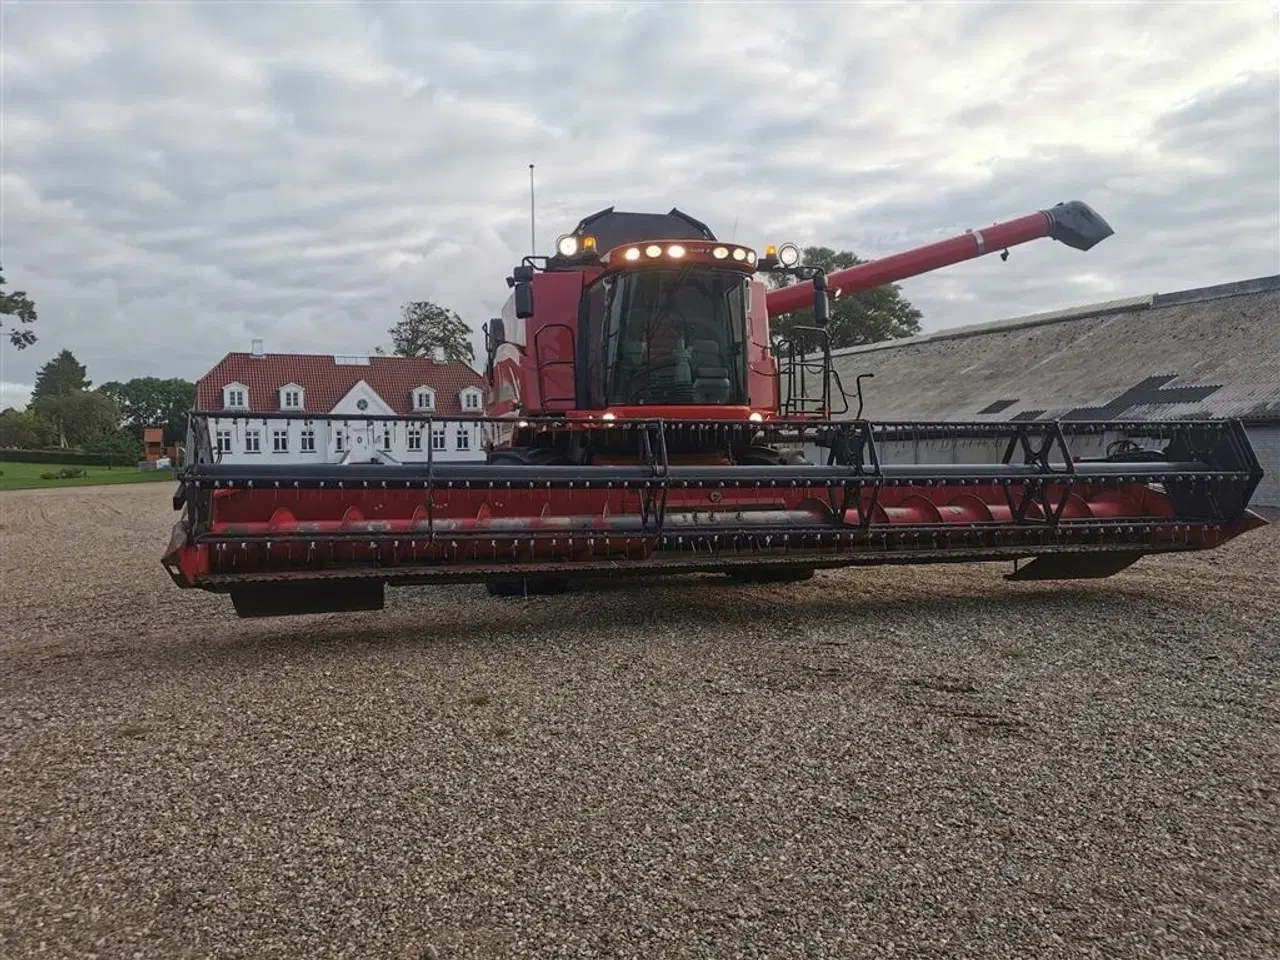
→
(195, 345, 487, 464)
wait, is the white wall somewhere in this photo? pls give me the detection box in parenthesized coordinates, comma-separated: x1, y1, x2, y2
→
(205, 378, 486, 464)
(206, 416, 485, 464)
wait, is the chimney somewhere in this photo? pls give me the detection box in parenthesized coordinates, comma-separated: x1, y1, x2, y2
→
(251, 338, 264, 358)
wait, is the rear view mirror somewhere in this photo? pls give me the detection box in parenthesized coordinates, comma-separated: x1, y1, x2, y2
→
(812, 272, 830, 327)
(514, 283, 534, 320)
(485, 318, 506, 353)
(511, 265, 535, 320)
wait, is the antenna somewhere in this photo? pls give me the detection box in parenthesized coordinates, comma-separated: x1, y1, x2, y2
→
(529, 163, 536, 256)
(731, 218, 738, 242)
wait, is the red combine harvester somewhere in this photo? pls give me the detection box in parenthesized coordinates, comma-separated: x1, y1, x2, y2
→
(163, 200, 1267, 617)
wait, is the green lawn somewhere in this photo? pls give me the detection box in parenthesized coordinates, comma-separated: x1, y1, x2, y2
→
(0, 461, 176, 492)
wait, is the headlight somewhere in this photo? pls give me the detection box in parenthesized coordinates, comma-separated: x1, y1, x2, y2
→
(645, 244, 662, 258)
(602, 412, 616, 421)
(667, 244, 685, 258)
(778, 242, 801, 267)
(713, 246, 729, 259)
(557, 235, 578, 257)
(748, 412, 764, 422)
(731, 248, 746, 261)
(624, 247, 641, 261)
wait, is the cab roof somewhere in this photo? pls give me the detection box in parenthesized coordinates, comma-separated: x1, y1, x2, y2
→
(546, 207, 717, 268)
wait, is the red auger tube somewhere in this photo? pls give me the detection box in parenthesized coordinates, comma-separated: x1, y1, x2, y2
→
(765, 200, 1114, 317)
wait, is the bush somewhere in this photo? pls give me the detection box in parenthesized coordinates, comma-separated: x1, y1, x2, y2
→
(39, 467, 88, 481)
(85, 429, 144, 465)
(0, 447, 135, 467)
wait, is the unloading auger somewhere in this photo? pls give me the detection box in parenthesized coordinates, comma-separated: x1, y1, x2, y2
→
(163, 200, 1267, 617)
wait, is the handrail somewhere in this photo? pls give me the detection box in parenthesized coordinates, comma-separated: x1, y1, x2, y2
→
(532, 322, 578, 408)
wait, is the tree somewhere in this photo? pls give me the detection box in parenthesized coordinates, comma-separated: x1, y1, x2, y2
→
(765, 246, 923, 350)
(30, 349, 90, 405)
(98, 377, 196, 445)
(0, 407, 58, 449)
(375, 300, 474, 364)
(0, 265, 38, 350)
(32, 390, 119, 449)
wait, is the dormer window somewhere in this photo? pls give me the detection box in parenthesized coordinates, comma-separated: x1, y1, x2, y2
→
(224, 383, 248, 409)
(412, 387, 435, 411)
(461, 388, 481, 410)
(280, 384, 304, 410)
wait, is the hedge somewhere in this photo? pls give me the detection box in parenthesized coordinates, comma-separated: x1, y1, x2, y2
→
(0, 448, 139, 468)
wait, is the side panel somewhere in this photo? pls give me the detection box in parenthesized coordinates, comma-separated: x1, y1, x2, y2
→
(519, 271, 586, 415)
(746, 279, 779, 414)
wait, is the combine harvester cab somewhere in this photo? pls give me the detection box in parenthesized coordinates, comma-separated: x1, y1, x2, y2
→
(163, 201, 1268, 617)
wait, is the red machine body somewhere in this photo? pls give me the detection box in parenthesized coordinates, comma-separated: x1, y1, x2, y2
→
(485, 201, 1114, 426)
(162, 199, 1268, 618)
(483, 241, 782, 427)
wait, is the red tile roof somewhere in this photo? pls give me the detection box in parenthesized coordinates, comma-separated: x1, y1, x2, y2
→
(196, 353, 484, 416)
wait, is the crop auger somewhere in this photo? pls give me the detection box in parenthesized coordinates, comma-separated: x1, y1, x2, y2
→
(163, 200, 1267, 617)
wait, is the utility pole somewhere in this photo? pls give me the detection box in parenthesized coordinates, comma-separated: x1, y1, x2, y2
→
(529, 163, 536, 257)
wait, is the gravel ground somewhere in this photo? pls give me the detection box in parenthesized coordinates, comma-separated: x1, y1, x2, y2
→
(1, 484, 1277, 960)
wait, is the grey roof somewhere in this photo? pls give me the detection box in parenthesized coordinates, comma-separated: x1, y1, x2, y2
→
(826, 275, 1280, 423)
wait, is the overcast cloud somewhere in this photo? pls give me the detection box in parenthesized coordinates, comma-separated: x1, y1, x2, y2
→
(2, 0, 1277, 409)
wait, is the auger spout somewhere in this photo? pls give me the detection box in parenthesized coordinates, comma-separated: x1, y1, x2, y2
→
(765, 200, 1114, 317)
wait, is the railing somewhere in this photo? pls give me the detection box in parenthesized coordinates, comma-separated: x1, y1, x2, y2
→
(773, 325, 851, 418)
(532, 323, 578, 409)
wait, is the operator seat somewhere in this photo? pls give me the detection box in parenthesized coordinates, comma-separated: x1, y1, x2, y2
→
(690, 337, 732, 403)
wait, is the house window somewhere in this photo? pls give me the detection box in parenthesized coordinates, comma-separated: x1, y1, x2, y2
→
(281, 389, 303, 409)
(334, 430, 345, 453)
(408, 427, 422, 451)
(300, 429, 315, 452)
(431, 426, 446, 450)
(414, 389, 434, 411)
(273, 430, 289, 453)
(380, 427, 391, 450)
(455, 425, 470, 451)
(216, 430, 232, 454)
(245, 430, 261, 454)
(462, 391, 480, 410)
(227, 388, 246, 408)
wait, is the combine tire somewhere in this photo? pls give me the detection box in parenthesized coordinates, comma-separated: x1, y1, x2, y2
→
(487, 447, 572, 467)
(738, 445, 785, 466)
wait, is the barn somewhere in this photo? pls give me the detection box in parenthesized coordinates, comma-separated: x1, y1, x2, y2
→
(818, 274, 1280, 511)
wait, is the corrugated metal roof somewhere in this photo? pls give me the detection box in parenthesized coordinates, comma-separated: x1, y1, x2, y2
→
(824, 275, 1280, 423)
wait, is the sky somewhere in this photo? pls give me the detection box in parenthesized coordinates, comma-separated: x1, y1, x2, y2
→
(2, 0, 1278, 410)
